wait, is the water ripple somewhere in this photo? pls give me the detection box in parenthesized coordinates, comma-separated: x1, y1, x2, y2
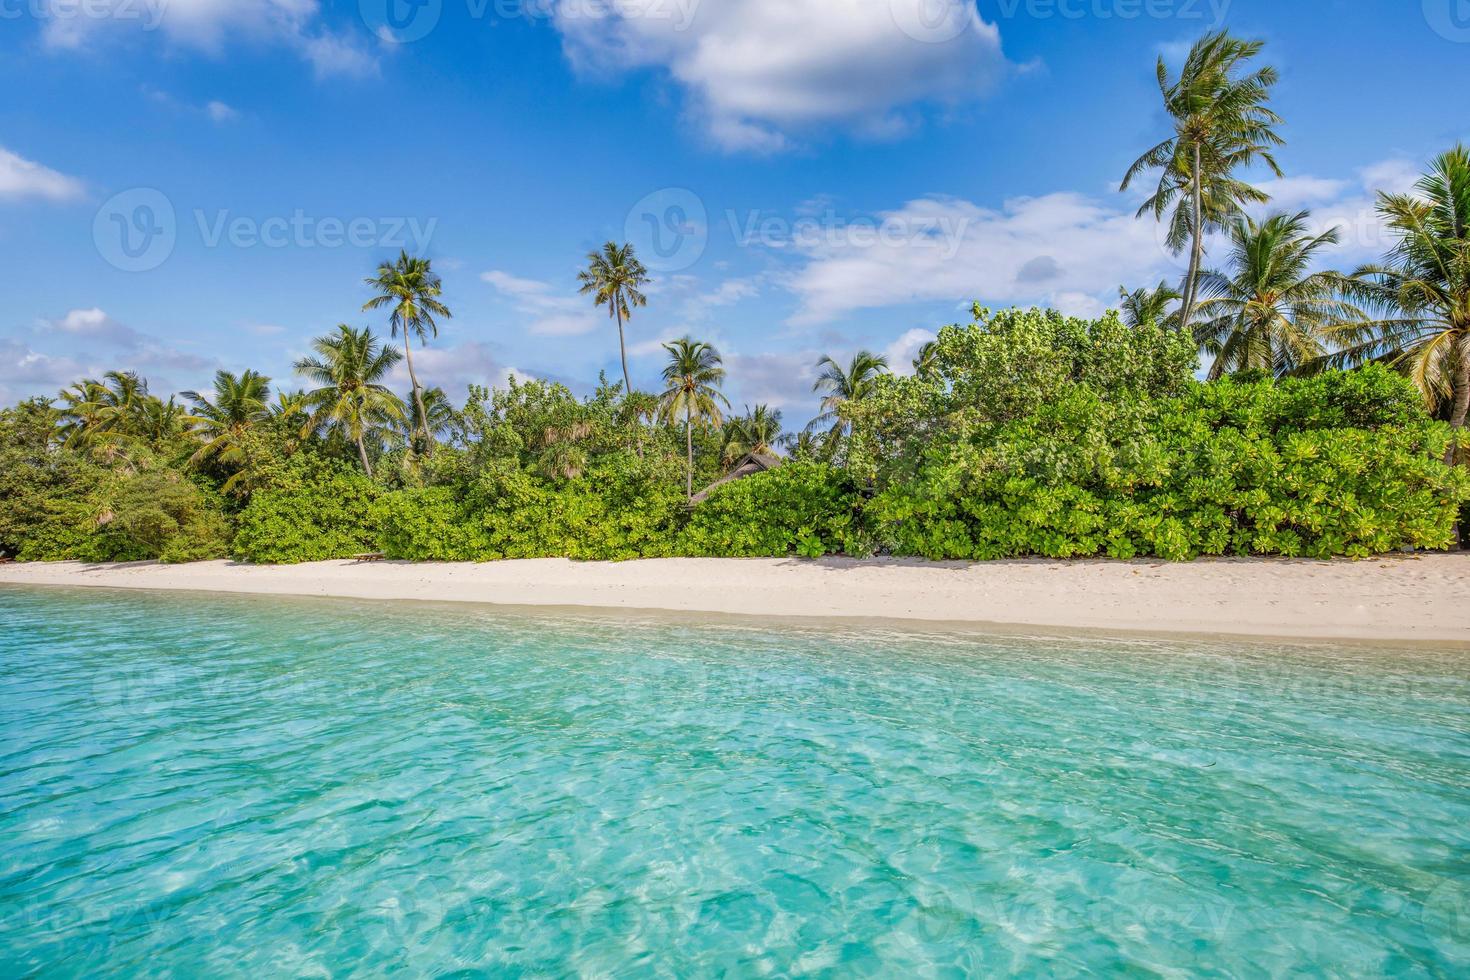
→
(1, 586, 1467, 976)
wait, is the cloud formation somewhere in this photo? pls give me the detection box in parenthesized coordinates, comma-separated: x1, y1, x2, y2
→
(37, 0, 377, 78)
(552, 0, 1010, 151)
(482, 269, 602, 337)
(0, 147, 85, 202)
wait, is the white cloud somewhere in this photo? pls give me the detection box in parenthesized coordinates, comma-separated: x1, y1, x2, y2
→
(38, 0, 377, 79)
(388, 341, 530, 400)
(0, 338, 88, 404)
(482, 269, 602, 337)
(44, 307, 144, 347)
(722, 350, 820, 410)
(1358, 158, 1422, 196)
(299, 31, 379, 79)
(205, 100, 238, 122)
(552, 0, 1011, 151)
(0, 147, 85, 202)
(1255, 175, 1350, 210)
(883, 327, 935, 376)
(786, 191, 1174, 325)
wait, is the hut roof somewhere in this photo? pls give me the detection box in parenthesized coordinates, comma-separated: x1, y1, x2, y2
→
(690, 452, 781, 504)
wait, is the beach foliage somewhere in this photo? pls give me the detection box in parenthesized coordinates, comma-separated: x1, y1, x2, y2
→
(854, 308, 1467, 561)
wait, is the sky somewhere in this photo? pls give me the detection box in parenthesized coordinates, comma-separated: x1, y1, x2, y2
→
(2, 0, 1468, 423)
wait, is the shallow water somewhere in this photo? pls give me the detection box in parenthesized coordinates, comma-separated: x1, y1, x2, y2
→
(1, 586, 1467, 976)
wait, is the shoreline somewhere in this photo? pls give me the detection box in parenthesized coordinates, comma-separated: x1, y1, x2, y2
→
(2, 556, 1467, 643)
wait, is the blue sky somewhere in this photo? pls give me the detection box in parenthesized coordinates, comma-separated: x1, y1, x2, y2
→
(3, 0, 1467, 422)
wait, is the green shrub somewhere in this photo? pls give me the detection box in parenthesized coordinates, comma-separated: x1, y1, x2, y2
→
(101, 472, 231, 563)
(232, 462, 381, 563)
(679, 462, 868, 558)
(868, 363, 1467, 561)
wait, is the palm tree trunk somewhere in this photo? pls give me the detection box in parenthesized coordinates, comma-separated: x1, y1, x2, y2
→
(685, 404, 694, 501)
(1449, 356, 1470, 549)
(402, 331, 431, 455)
(356, 435, 374, 478)
(616, 306, 633, 398)
(1448, 355, 1470, 465)
(1180, 144, 1205, 330)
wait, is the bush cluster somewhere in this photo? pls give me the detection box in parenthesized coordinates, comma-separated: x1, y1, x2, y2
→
(4, 308, 1464, 565)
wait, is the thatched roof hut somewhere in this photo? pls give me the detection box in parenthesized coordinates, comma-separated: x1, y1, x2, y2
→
(690, 452, 781, 504)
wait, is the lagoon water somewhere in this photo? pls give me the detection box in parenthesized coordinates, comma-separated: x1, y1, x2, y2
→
(1, 586, 1467, 976)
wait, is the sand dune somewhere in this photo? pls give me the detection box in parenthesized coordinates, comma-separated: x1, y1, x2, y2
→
(3, 555, 1467, 643)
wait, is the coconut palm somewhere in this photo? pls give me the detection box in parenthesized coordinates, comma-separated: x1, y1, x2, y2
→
(722, 404, 783, 464)
(778, 429, 823, 460)
(133, 395, 189, 443)
(1335, 146, 1470, 460)
(183, 369, 272, 471)
(913, 340, 940, 379)
(57, 371, 150, 446)
(809, 351, 890, 446)
(1122, 30, 1285, 330)
(363, 251, 451, 450)
(1118, 281, 1183, 329)
(1191, 212, 1363, 379)
(272, 390, 310, 421)
(295, 325, 405, 477)
(578, 241, 649, 399)
(405, 386, 457, 449)
(658, 337, 729, 500)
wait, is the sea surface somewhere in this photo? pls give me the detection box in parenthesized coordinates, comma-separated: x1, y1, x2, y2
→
(1, 586, 1467, 977)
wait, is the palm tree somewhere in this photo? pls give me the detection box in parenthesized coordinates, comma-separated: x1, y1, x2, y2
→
(913, 339, 940, 379)
(133, 395, 189, 443)
(405, 386, 457, 449)
(363, 250, 452, 451)
(272, 389, 310, 421)
(722, 404, 783, 464)
(778, 429, 823, 459)
(578, 242, 649, 399)
(809, 351, 889, 446)
(295, 325, 406, 477)
(1118, 281, 1183, 329)
(1122, 30, 1285, 330)
(1337, 146, 1470, 461)
(658, 337, 729, 500)
(57, 371, 149, 446)
(183, 369, 271, 470)
(1191, 212, 1362, 379)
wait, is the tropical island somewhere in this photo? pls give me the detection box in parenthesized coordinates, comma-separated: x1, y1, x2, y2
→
(1, 34, 1467, 609)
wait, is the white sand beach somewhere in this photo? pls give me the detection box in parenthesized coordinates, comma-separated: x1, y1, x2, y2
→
(2, 555, 1466, 643)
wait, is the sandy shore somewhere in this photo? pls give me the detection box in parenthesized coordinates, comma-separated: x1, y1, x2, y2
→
(2, 555, 1467, 643)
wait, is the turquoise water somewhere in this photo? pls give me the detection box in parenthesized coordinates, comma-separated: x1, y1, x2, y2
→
(1, 587, 1467, 976)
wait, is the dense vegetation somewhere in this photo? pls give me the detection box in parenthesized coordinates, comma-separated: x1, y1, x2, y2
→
(4, 32, 1468, 565)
